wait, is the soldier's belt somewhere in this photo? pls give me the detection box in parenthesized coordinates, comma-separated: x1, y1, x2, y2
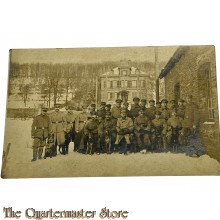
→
(36, 127, 48, 130)
(52, 121, 63, 124)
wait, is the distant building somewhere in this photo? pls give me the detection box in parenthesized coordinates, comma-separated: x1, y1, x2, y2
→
(99, 60, 155, 105)
(159, 45, 220, 161)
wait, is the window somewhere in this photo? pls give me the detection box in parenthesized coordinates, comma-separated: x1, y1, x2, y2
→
(103, 81, 106, 89)
(128, 81, 132, 88)
(117, 81, 121, 88)
(107, 92, 114, 101)
(132, 80, 137, 88)
(124, 81, 128, 88)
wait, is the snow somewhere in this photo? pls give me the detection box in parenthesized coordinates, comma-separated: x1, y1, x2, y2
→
(2, 119, 220, 178)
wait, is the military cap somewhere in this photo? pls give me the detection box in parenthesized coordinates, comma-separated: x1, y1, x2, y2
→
(170, 100, 175, 104)
(141, 99, 147, 103)
(161, 99, 168, 103)
(178, 99, 185, 102)
(91, 103, 96, 107)
(155, 111, 161, 115)
(133, 97, 140, 101)
(106, 104, 111, 108)
(100, 102, 106, 106)
(123, 102, 129, 106)
(149, 99, 155, 103)
(41, 106, 48, 112)
(105, 111, 111, 116)
(115, 99, 122, 103)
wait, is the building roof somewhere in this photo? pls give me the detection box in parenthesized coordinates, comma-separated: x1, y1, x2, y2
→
(159, 46, 189, 79)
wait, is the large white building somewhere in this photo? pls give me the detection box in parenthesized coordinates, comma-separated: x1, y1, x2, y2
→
(99, 60, 156, 105)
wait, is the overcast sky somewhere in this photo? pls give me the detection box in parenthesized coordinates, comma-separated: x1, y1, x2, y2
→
(10, 46, 178, 64)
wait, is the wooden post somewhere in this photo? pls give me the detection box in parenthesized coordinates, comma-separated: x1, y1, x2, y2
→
(155, 47, 159, 102)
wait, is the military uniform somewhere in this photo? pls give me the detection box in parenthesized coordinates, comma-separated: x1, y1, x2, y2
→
(49, 110, 66, 155)
(146, 106, 156, 120)
(160, 107, 170, 120)
(151, 117, 167, 148)
(83, 118, 100, 153)
(130, 104, 142, 119)
(64, 111, 77, 153)
(31, 112, 50, 161)
(111, 105, 121, 119)
(97, 108, 106, 119)
(166, 116, 183, 146)
(134, 115, 151, 150)
(176, 106, 185, 119)
(75, 111, 90, 151)
(98, 117, 117, 153)
(115, 117, 134, 145)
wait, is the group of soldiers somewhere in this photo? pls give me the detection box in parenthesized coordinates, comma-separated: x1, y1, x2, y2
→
(31, 95, 199, 161)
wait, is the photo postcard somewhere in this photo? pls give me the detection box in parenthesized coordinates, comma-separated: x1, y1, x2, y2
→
(1, 45, 220, 178)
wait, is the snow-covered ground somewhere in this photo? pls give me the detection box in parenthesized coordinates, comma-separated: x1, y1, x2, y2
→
(2, 119, 220, 178)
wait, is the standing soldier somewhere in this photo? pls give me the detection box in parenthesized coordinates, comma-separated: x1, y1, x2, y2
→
(156, 101, 161, 112)
(64, 105, 77, 154)
(176, 99, 185, 119)
(181, 95, 199, 142)
(134, 109, 151, 153)
(169, 100, 177, 114)
(75, 105, 90, 153)
(105, 104, 112, 112)
(98, 111, 117, 153)
(151, 111, 167, 150)
(160, 99, 170, 120)
(111, 99, 122, 120)
(90, 103, 97, 115)
(130, 97, 141, 119)
(146, 99, 156, 120)
(140, 99, 147, 115)
(122, 102, 132, 118)
(49, 104, 66, 156)
(31, 106, 50, 161)
(97, 102, 106, 119)
(115, 109, 134, 155)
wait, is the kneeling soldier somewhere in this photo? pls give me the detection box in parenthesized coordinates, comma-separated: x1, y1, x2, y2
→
(115, 109, 134, 155)
(134, 109, 151, 153)
(31, 106, 50, 161)
(98, 111, 117, 153)
(151, 111, 167, 150)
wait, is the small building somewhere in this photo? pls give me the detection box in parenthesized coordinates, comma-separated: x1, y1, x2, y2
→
(99, 60, 155, 105)
(159, 45, 220, 161)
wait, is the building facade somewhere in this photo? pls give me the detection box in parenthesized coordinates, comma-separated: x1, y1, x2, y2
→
(100, 60, 156, 105)
(159, 45, 220, 161)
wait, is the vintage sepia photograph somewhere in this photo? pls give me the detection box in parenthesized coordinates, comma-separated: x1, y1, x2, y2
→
(1, 45, 220, 178)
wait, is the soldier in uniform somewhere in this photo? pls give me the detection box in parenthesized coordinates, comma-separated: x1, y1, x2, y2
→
(49, 104, 66, 156)
(180, 95, 199, 143)
(111, 99, 122, 120)
(31, 106, 50, 161)
(105, 104, 112, 112)
(176, 99, 185, 119)
(146, 99, 156, 120)
(97, 102, 106, 119)
(64, 105, 76, 154)
(151, 111, 167, 149)
(166, 111, 183, 147)
(160, 99, 170, 120)
(140, 99, 147, 115)
(115, 109, 134, 155)
(130, 97, 142, 119)
(134, 109, 151, 153)
(83, 113, 100, 154)
(98, 111, 117, 153)
(90, 103, 97, 115)
(75, 105, 90, 153)
(156, 101, 161, 112)
(169, 100, 177, 114)
(122, 102, 132, 118)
